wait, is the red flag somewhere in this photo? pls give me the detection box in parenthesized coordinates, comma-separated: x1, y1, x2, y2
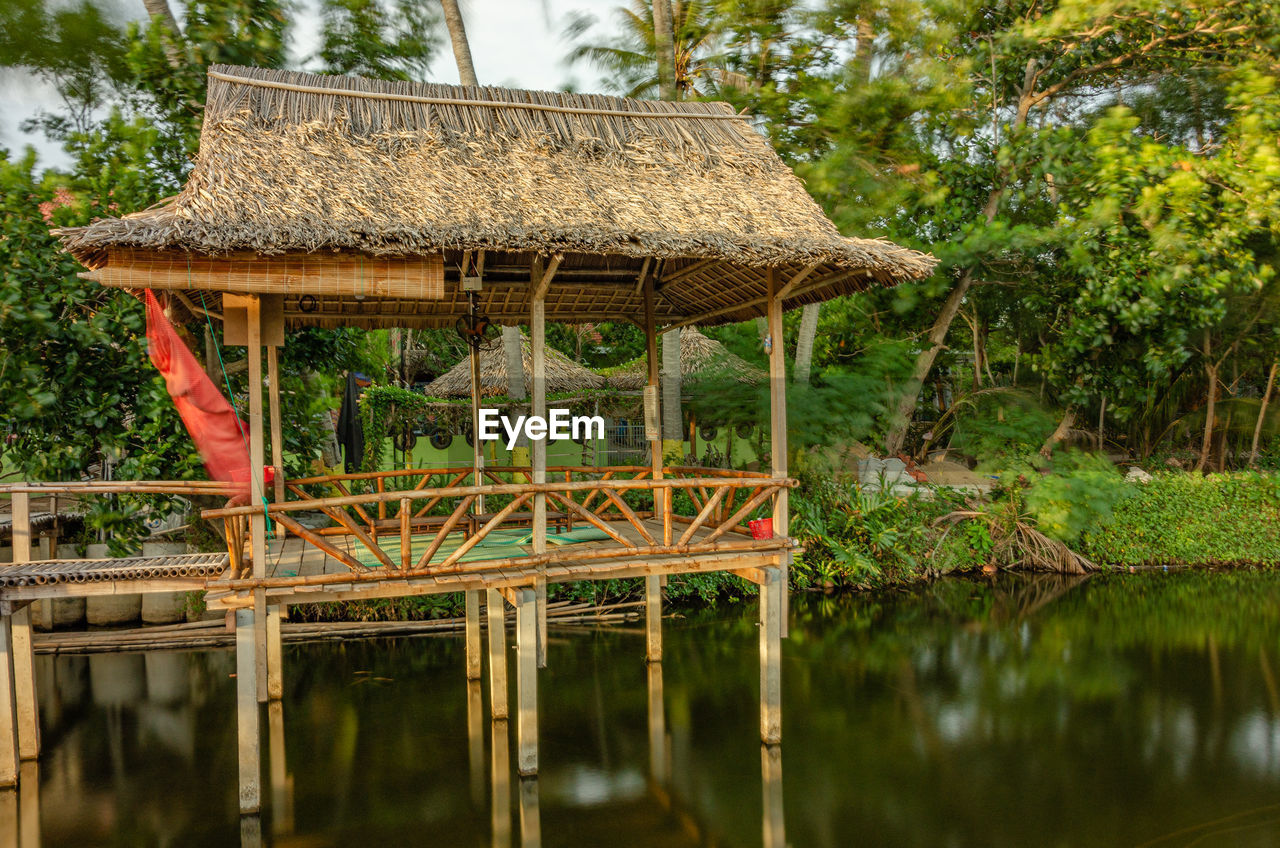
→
(145, 290, 251, 498)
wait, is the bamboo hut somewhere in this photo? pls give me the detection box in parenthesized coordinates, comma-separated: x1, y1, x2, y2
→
(424, 334, 604, 398)
(0, 65, 940, 810)
(606, 328, 764, 390)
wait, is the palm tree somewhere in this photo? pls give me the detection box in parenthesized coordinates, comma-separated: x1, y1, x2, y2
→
(565, 0, 724, 100)
(439, 0, 478, 86)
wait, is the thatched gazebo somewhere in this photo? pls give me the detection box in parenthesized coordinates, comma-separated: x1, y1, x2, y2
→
(36, 65, 936, 810)
(606, 328, 764, 390)
(424, 334, 604, 398)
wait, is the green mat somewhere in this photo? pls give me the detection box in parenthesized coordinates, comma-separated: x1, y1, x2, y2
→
(350, 526, 614, 568)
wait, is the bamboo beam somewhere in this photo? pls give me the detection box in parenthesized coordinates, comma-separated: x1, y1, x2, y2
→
(266, 604, 283, 701)
(661, 268, 856, 333)
(760, 565, 782, 744)
(272, 513, 364, 571)
(775, 262, 820, 300)
(267, 345, 285, 509)
(601, 488, 656, 545)
(465, 592, 482, 681)
(660, 257, 719, 287)
(319, 505, 394, 570)
(704, 486, 778, 544)
(645, 570, 662, 663)
(546, 492, 635, 548)
(439, 494, 533, 570)
(677, 486, 729, 546)
(413, 495, 476, 570)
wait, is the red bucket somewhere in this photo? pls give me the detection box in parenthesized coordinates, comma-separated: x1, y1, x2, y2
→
(748, 518, 774, 540)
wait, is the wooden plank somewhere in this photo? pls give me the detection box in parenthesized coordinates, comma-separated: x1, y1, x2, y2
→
(235, 608, 261, 814)
(515, 586, 538, 776)
(486, 589, 508, 720)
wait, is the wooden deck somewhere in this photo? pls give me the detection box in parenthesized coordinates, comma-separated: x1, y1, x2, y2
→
(207, 517, 786, 608)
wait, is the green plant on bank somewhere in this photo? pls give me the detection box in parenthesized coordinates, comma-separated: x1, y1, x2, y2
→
(1080, 472, 1280, 567)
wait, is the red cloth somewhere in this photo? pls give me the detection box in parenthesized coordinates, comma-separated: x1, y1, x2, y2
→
(145, 290, 251, 498)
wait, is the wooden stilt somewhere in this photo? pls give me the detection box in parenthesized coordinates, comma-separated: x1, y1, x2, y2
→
(645, 576, 662, 663)
(0, 617, 18, 788)
(265, 604, 283, 701)
(7, 494, 38, 761)
(0, 791, 15, 847)
(467, 680, 485, 806)
(759, 565, 782, 745)
(762, 743, 785, 848)
(18, 761, 38, 848)
(518, 777, 541, 848)
(647, 661, 666, 784)
(765, 270, 790, 638)
(486, 589, 508, 720)
(514, 587, 538, 776)
(267, 700, 292, 836)
(465, 590, 483, 680)
(248, 296, 270, 697)
(530, 277, 549, 669)
(236, 608, 261, 815)
(490, 717, 512, 848)
(9, 611, 37, 761)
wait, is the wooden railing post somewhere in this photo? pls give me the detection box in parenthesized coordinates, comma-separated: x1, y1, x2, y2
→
(766, 269, 790, 637)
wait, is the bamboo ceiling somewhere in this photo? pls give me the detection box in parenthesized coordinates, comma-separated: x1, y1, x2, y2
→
(56, 65, 937, 328)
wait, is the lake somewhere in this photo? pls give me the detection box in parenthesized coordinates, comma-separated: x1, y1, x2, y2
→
(26, 569, 1280, 846)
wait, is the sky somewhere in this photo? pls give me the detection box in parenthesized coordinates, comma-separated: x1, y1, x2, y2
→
(0, 0, 620, 169)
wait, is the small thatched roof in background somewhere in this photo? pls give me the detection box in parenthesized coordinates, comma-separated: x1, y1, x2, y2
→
(606, 328, 764, 390)
(57, 66, 935, 329)
(423, 335, 605, 398)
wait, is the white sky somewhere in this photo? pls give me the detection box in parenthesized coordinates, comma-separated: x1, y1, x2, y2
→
(0, 0, 620, 169)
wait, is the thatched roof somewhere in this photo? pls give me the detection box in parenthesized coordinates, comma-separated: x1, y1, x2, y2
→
(606, 328, 764, 390)
(57, 65, 936, 328)
(423, 335, 605, 398)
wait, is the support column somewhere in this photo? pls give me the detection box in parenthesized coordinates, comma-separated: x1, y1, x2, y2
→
(530, 269, 549, 669)
(645, 575, 662, 663)
(265, 604, 283, 701)
(759, 564, 782, 745)
(518, 777, 541, 848)
(247, 296, 269, 700)
(514, 588, 538, 776)
(0, 617, 19, 789)
(642, 268, 665, 661)
(467, 680, 485, 805)
(267, 701, 293, 837)
(647, 660, 666, 785)
(765, 270, 790, 638)
(486, 590, 508, 720)
(762, 743, 785, 848)
(490, 715, 512, 848)
(8, 494, 37, 760)
(465, 590, 483, 680)
(18, 761, 39, 848)
(235, 608, 261, 815)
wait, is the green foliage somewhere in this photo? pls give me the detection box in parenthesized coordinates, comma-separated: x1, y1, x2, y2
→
(316, 0, 439, 80)
(1024, 452, 1130, 544)
(1080, 472, 1280, 567)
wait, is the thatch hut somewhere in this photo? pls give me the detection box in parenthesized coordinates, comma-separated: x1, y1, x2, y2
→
(42, 66, 936, 809)
(606, 328, 764, 390)
(424, 334, 604, 398)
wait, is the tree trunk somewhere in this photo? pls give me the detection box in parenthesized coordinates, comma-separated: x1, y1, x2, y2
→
(661, 328, 682, 445)
(1040, 407, 1075, 458)
(883, 271, 974, 455)
(793, 303, 820, 385)
(142, 0, 185, 68)
(652, 0, 677, 99)
(440, 0, 479, 87)
(1097, 396, 1106, 452)
(1250, 359, 1277, 465)
(1196, 334, 1217, 472)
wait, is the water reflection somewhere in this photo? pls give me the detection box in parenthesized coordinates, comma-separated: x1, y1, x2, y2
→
(17, 570, 1280, 846)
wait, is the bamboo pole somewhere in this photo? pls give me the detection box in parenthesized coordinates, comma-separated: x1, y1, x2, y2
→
(413, 495, 476, 569)
(545, 493, 635, 548)
(266, 604, 284, 701)
(766, 269, 790, 637)
(248, 296, 269, 703)
(647, 660, 666, 783)
(490, 714, 512, 846)
(531, 266, 548, 668)
(267, 346, 285, 508)
(601, 488, 656, 545)
(9, 608, 37, 761)
(762, 741, 785, 848)
(465, 591, 482, 681)
(272, 514, 364, 571)
(677, 486, 729, 546)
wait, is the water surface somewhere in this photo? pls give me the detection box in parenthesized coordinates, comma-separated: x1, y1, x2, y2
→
(28, 570, 1280, 846)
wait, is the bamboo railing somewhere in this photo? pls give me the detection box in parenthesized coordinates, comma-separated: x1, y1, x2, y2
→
(204, 466, 793, 581)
